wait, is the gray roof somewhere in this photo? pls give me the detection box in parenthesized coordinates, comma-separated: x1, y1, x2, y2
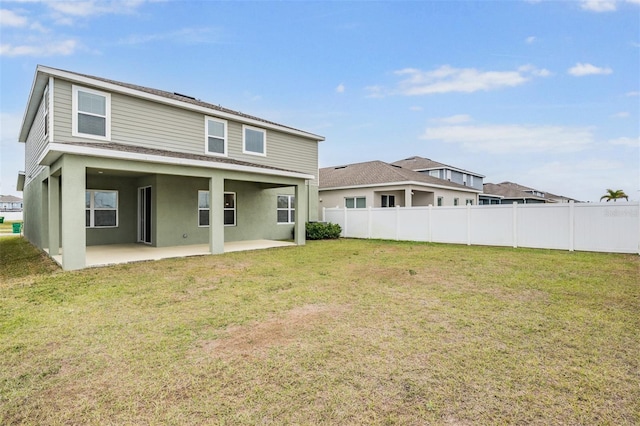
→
(64, 68, 310, 134)
(320, 160, 479, 191)
(62, 142, 303, 175)
(0, 195, 23, 203)
(392, 155, 485, 177)
(483, 182, 580, 203)
(20, 65, 324, 143)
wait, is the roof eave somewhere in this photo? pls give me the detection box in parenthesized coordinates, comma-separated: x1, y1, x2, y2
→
(18, 65, 49, 143)
(319, 181, 482, 193)
(38, 143, 315, 180)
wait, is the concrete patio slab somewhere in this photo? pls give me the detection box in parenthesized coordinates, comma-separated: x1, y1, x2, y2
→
(45, 240, 296, 268)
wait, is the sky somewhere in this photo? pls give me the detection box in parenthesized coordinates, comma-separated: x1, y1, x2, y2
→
(1, 0, 638, 202)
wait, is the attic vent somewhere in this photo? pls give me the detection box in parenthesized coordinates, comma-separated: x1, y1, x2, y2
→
(391, 164, 402, 168)
(173, 92, 196, 100)
(334, 166, 347, 169)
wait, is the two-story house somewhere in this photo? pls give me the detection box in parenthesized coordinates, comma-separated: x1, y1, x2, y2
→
(482, 182, 580, 204)
(318, 160, 481, 216)
(17, 66, 323, 270)
(392, 156, 485, 192)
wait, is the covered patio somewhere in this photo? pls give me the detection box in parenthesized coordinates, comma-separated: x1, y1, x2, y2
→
(46, 240, 295, 268)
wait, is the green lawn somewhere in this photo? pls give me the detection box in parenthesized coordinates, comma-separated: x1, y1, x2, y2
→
(1, 237, 638, 425)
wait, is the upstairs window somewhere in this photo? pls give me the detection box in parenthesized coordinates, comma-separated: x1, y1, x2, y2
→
(277, 195, 295, 224)
(73, 85, 111, 140)
(86, 190, 118, 228)
(243, 125, 266, 156)
(345, 197, 366, 208)
(381, 195, 395, 208)
(205, 117, 227, 155)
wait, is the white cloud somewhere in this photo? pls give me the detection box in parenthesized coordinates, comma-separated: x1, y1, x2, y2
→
(0, 9, 27, 27)
(611, 111, 630, 118)
(390, 64, 550, 96)
(336, 83, 345, 94)
(364, 85, 385, 98)
(48, 0, 148, 17)
(580, 0, 617, 11)
(0, 39, 78, 57)
(119, 27, 221, 45)
(609, 136, 640, 147)
(431, 114, 473, 124)
(525, 36, 537, 44)
(421, 123, 594, 154)
(409, 106, 423, 111)
(567, 62, 613, 76)
(625, 91, 640, 97)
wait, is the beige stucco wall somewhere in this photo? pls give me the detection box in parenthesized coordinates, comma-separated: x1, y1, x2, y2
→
(318, 185, 480, 218)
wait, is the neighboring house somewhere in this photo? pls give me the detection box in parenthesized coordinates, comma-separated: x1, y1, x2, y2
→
(392, 156, 485, 191)
(478, 192, 503, 205)
(318, 160, 481, 215)
(482, 182, 580, 204)
(0, 195, 23, 211)
(17, 65, 324, 270)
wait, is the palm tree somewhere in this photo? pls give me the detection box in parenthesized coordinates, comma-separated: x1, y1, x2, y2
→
(600, 189, 629, 202)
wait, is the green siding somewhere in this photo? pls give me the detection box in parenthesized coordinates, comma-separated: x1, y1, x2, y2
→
(51, 78, 319, 181)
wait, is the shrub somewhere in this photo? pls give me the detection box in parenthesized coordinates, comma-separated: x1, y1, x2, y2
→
(306, 222, 341, 240)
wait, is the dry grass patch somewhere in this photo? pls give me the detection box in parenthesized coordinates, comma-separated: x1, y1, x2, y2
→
(199, 303, 347, 358)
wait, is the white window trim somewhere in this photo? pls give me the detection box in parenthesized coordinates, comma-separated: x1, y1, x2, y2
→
(381, 194, 395, 208)
(345, 196, 366, 209)
(242, 125, 267, 156)
(42, 85, 49, 138)
(198, 191, 236, 227)
(277, 195, 295, 224)
(224, 192, 236, 227)
(72, 85, 111, 141)
(198, 190, 209, 228)
(86, 189, 118, 228)
(204, 116, 228, 157)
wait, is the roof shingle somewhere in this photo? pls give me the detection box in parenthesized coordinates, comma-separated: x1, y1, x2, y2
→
(320, 161, 478, 191)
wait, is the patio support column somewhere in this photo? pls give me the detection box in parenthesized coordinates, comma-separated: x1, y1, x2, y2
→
(209, 174, 224, 254)
(48, 173, 60, 256)
(405, 188, 412, 207)
(60, 156, 86, 270)
(294, 182, 308, 245)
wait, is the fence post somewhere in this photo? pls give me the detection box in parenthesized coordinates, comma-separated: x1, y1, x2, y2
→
(569, 201, 575, 252)
(343, 207, 348, 238)
(512, 202, 518, 248)
(467, 203, 472, 246)
(396, 205, 401, 240)
(368, 206, 372, 239)
(428, 204, 433, 243)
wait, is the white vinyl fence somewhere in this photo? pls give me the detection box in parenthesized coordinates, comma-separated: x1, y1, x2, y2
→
(323, 202, 640, 254)
(0, 211, 23, 221)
